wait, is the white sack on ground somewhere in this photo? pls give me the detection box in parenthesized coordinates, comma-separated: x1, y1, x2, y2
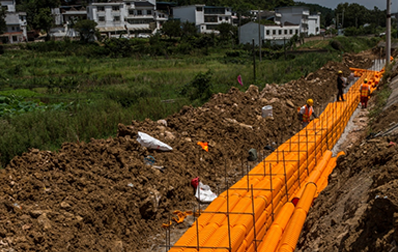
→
(137, 131, 173, 151)
(195, 182, 217, 203)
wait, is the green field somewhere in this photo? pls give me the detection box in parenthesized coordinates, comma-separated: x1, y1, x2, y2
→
(0, 36, 379, 167)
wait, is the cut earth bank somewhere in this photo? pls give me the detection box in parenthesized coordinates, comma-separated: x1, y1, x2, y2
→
(0, 52, 374, 251)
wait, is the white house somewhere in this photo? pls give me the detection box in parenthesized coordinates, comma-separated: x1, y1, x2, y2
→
(308, 13, 321, 35)
(51, 5, 87, 38)
(274, 6, 309, 35)
(87, 0, 167, 38)
(0, 0, 27, 43)
(172, 5, 233, 34)
(239, 22, 300, 46)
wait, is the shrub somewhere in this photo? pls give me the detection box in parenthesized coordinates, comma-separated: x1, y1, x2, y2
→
(329, 40, 342, 51)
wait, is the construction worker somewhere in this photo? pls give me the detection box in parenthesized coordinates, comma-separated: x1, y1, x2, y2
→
(359, 78, 371, 108)
(337, 70, 346, 102)
(298, 99, 318, 128)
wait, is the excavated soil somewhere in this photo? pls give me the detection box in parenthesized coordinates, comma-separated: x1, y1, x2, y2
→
(0, 52, 374, 251)
(297, 61, 398, 252)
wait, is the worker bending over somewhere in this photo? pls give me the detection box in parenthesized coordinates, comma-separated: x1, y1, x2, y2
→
(360, 78, 371, 108)
(298, 99, 318, 128)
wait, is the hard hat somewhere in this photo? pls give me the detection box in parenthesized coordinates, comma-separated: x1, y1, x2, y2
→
(307, 99, 313, 106)
(338, 70, 343, 74)
(364, 78, 368, 83)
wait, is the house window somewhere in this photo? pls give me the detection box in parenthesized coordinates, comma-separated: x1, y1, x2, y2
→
(126, 2, 130, 5)
(206, 24, 219, 30)
(98, 16, 105, 22)
(272, 30, 276, 35)
(114, 16, 120, 22)
(205, 16, 218, 22)
(112, 6, 119, 11)
(278, 30, 281, 35)
(97, 6, 104, 11)
(296, 29, 298, 34)
(147, 10, 152, 15)
(225, 17, 229, 21)
(284, 30, 287, 34)
(127, 19, 152, 24)
(290, 29, 292, 34)
(219, 17, 222, 21)
(266, 30, 269, 35)
(129, 9, 134, 15)
(12, 27, 15, 31)
(12, 36, 17, 42)
(137, 10, 142, 15)
(196, 7, 203, 12)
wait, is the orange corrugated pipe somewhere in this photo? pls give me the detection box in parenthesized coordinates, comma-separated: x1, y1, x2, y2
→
(257, 202, 295, 252)
(277, 183, 317, 252)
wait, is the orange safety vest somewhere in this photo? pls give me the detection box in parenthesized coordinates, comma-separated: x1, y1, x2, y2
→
(360, 84, 370, 98)
(302, 105, 313, 123)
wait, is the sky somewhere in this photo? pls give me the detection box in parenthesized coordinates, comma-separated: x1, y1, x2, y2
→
(298, 0, 398, 12)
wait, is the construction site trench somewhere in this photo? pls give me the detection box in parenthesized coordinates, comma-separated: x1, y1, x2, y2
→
(0, 50, 395, 252)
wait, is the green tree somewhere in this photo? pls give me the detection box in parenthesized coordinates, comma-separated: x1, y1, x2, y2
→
(161, 20, 182, 38)
(19, 0, 60, 31)
(74, 19, 98, 42)
(335, 3, 370, 29)
(33, 8, 53, 40)
(0, 7, 6, 34)
(181, 21, 197, 37)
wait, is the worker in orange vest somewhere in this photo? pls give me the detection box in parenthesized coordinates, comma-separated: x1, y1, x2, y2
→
(359, 78, 371, 109)
(298, 99, 317, 128)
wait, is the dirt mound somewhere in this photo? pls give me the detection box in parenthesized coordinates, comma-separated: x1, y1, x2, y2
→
(372, 103, 398, 133)
(297, 135, 398, 252)
(0, 52, 374, 251)
(343, 52, 374, 69)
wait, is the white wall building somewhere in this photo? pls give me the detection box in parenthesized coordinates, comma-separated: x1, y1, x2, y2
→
(0, 0, 27, 43)
(87, 0, 167, 38)
(172, 5, 233, 34)
(308, 13, 321, 35)
(51, 6, 87, 38)
(239, 22, 300, 46)
(274, 6, 310, 36)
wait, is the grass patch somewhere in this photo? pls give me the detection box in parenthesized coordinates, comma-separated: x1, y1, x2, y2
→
(0, 37, 380, 167)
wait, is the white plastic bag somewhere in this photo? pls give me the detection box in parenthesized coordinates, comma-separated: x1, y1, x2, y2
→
(195, 182, 217, 203)
(137, 131, 173, 151)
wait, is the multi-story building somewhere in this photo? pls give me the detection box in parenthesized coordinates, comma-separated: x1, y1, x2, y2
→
(172, 5, 233, 34)
(0, 0, 27, 43)
(51, 5, 87, 38)
(274, 6, 320, 37)
(239, 22, 300, 46)
(308, 13, 321, 36)
(87, 0, 166, 38)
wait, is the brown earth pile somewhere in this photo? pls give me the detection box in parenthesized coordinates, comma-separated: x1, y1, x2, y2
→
(297, 63, 398, 252)
(0, 53, 373, 251)
(297, 135, 398, 252)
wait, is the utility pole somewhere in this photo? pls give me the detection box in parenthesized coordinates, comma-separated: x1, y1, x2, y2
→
(342, 9, 345, 28)
(252, 39, 256, 82)
(387, 0, 391, 65)
(258, 9, 262, 62)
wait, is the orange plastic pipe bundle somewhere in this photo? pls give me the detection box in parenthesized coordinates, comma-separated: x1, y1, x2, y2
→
(277, 183, 317, 252)
(170, 67, 383, 252)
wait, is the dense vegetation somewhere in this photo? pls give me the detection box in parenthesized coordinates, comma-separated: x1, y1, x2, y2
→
(0, 36, 380, 167)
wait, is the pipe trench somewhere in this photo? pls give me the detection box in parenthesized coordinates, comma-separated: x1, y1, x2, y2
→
(170, 63, 386, 252)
